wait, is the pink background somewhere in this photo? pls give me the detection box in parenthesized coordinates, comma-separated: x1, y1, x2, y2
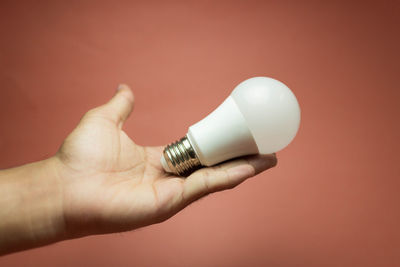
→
(1, 1, 399, 266)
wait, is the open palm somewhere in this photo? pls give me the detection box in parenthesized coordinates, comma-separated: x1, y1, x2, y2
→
(55, 85, 277, 237)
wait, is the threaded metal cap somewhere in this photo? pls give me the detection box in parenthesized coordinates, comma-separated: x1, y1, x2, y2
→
(162, 136, 202, 176)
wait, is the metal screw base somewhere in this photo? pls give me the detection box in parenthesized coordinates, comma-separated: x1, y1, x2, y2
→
(163, 136, 202, 176)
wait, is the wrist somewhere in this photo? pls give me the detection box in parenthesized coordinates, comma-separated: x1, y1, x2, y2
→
(31, 157, 68, 240)
(0, 157, 67, 254)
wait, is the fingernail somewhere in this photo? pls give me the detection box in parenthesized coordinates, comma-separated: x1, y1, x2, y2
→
(116, 84, 124, 92)
(247, 155, 277, 175)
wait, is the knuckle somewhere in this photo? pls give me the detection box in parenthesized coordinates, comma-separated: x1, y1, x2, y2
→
(84, 107, 101, 118)
(200, 170, 212, 192)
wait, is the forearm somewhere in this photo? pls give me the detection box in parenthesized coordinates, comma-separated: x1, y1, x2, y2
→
(0, 158, 66, 255)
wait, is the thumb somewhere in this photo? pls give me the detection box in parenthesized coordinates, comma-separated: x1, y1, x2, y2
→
(102, 84, 134, 128)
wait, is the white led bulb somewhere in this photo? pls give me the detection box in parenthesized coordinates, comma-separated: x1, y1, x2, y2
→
(161, 77, 301, 176)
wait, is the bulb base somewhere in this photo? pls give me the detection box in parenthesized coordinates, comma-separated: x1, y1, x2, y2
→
(162, 136, 202, 176)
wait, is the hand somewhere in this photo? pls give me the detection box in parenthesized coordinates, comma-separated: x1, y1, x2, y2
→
(53, 84, 277, 237)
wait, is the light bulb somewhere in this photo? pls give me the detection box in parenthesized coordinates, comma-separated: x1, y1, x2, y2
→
(161, 77, 301, 176)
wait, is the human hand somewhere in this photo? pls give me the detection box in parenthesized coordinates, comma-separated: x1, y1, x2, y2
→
(54, 84, 277, 237)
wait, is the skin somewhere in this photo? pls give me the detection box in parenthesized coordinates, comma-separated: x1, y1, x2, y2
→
(0, 84, 277, 255)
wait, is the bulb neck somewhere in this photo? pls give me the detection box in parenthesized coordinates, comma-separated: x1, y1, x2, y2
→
(162, 136, 202, 176)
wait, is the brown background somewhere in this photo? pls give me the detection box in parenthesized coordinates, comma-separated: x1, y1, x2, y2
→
(0, 1, 399, 266)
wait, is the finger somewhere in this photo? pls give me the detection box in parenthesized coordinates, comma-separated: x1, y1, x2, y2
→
(181, 154, 277, 205)
(101, 84, 135, 127)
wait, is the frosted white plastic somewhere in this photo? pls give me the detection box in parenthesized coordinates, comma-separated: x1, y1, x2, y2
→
(231, 77, 301, 154)
(161, 76, 301, 171)
(187, 96, 259, 166)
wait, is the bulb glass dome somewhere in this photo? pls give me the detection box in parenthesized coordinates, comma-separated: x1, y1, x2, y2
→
(231, 77, 300, 154)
